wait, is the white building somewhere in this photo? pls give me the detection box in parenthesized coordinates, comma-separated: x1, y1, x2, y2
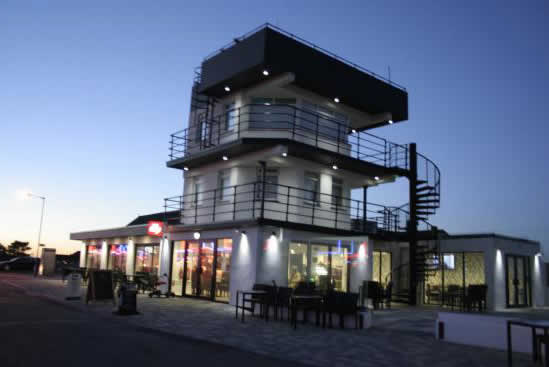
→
(71, 24, 545, 310)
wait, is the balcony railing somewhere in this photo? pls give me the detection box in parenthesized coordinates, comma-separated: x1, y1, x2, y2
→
(169, 103, 409, 170)
(164, 181, 424, 234)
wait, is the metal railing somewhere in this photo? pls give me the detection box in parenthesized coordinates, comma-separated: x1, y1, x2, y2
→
(164, 181, 416, 234)
(203, 23, 406, 91)
(169, 103, 409, 170)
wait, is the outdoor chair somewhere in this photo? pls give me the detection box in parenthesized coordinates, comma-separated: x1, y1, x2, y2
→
(445, 285, 463, 310)
(294, 281, 316, 295)
(464, 284, 487, 312)
(323, 291, 359, 329)
(275, 286, 293, 321)
(361, 280, 382, 309)
(383, 281, 393, 309)
(291, 291, 323, 330)
(245, 283, 274, 319)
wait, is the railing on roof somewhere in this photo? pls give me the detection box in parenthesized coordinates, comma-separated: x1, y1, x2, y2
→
(169, 103, 409, 170)
(202, 23, 406, 92)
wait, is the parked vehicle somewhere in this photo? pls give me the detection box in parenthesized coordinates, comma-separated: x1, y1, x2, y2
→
(0, 256, 37, 271)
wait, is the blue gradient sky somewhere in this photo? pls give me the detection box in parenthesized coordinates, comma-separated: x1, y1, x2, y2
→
(1, 1, 548, 255)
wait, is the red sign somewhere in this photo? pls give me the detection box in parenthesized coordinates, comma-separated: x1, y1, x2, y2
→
(147, 221, 164, 237)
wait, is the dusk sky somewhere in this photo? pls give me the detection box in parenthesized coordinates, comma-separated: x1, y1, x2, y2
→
(1, 1, 548, 255)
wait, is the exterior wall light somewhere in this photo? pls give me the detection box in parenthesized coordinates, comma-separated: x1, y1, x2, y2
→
(282, 152, 287, 157)
(388, 120, 394, 124)
(334, 97, 340, 103)
(193, 232, 201, 240)
(224, 86, 230, 92)
(332, 165, 338, 170)
(262, 70, 269, 76)
(351, 129, 357, 134)
(183, 166, 189, 171)
(374, 176, 380, 181)
(222, 156, 229, 161)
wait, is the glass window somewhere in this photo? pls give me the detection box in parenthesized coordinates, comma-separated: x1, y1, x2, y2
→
(86, 245, 101, 269)
(225, 103, 237, 131)
(442, 252, 464, 296)
(302, 101, 349, 141)
(372, 251, 392, 287)
(304, 172, 320, 205)
(192, 176, 203, 205)
(108, 244, 127, 272)
(288, 242, 308, 288)
(311, 244, 330, 288)
(331, 178, 344, 208)
(464, 252, 485, 287)
(331, 248, 348, 291)
(171, 241, 186, 296)
(217, 170, 231, 201)
(215, 239, 232, 302)
(135, 244, 160, 274)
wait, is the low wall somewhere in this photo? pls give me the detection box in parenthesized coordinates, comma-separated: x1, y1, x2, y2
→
(437, 312, 534, 353)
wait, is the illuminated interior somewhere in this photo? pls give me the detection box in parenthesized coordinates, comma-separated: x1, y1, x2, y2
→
(372, 251, 392, 287)
(424, 252, 485, 305)
(85, 245, 101, 269)
(288, 241, 349, 291)
(107, 244, 127, 272)
(135, 244, 160, 273)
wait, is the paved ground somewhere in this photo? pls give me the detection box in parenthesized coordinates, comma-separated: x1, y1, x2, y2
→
(1, 272, 537, 367)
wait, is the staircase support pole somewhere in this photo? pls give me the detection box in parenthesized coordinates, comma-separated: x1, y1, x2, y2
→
(408, 143, 418, 305)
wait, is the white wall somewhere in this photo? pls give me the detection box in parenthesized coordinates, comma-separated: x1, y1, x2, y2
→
(349, 238, 372, 292)
(99, 240, 108, 270)
(126, 239, 136, 276)
(79, 242, 87, 267)
(158, 236, 172, 278)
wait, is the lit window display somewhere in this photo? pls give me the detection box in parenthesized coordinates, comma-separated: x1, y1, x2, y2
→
(372, 251, 392, 287)
(135, 244, 160, 273)
(107, 244, 127, 272)
(171, 241, 186, 296)
(288, 242, 349, 291)
(86, 245, 101, 269)
(288, 242, 308, 288)
(215, 238, 232, 302)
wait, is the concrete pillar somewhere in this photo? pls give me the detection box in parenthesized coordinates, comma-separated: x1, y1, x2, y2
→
(492, 247, 506, 310)
(79, 242, 87, 267)
(100, 240, 108, 270)
(256, 228, 287, 286)
(350, 237, 371, 292)
(126, 239, 136, 275)
(533, 254, 545, 307)
(158, 236, 172, 277)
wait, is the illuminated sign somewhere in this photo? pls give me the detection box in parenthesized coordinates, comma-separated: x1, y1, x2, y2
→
(147, 221, 164, 237)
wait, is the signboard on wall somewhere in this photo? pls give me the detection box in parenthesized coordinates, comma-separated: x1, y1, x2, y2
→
(147, 221, 164, 237)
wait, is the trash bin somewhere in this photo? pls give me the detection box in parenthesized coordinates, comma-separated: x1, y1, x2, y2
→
(116, 282, 138, 315)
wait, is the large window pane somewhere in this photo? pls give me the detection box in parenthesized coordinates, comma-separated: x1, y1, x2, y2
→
(215, 238, 232, 302)
(185, 241, 200, 296)
(135, 244, 159, 274)
(288, 242, 308, 288)
(86, 245, 101, 269)
(171, 241, 186, 296)
(464, 252, 485, 287)
(331, 248, 348, 291)
(311, 244, 330, 288)
(108, 244, 127, 272)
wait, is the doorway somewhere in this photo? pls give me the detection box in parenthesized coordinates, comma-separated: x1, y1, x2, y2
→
(171, 239, 232, 302)
(506, 255, 531, 308)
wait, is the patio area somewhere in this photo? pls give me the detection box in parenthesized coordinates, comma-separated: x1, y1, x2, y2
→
(2, 274, 538, 367)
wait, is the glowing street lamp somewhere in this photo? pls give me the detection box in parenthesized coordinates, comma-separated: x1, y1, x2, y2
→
(17, 190, 46, 258)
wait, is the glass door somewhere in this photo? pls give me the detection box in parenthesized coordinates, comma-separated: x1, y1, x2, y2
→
(198, 240, 215, 298)
(185, 241, 200, 296)
(506, 255, 531, 307)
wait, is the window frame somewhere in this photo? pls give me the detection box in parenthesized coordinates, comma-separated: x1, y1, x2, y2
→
(303, 172, 320, 206)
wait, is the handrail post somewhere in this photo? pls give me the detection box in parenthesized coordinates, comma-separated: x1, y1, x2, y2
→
(212, 189, 217, 222)
(286, 186, 290, 222)
(334, 197, 338, 229)
(233, 186, 237, 220)
(315, 114, 319, 147)
(260, 161, 266, 219)
(362, 186, 367, 232)
(237, 107, 241, 139)
(292, 106, 296, 140)
(194, 192, 198, 224)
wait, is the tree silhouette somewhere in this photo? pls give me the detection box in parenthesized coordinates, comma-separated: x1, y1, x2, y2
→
(7, 241, 31, 256)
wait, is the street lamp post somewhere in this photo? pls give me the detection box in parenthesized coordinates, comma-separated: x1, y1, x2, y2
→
(27, 193, 46, 258)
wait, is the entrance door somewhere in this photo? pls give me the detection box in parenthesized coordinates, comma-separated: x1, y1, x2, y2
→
(183, 240, 215, 299)
(506, 255, 531, 307)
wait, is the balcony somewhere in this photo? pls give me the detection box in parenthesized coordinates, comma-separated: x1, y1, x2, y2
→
(169, 103, 409, 172)
(164, 181, 432, 234)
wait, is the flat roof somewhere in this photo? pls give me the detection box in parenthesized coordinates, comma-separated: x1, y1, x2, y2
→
(446, 232, 540, 245)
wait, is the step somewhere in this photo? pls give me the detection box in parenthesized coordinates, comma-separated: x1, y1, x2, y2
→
(416, 199, 440, 204)
(416, 185, 435, 193)
(417, 192, 440, 199)
(416, 205, 439, 210)
(416, 211, 435, 216)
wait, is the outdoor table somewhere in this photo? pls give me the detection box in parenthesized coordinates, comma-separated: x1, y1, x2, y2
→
(507, 319, 549, 366)
(235, 290, 267, 323)
(290, 294, 324, 329)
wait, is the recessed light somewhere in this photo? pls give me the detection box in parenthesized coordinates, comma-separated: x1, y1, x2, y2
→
(224, 86, 230, 92)
(222, 156, 228, 161)
(282, 152, 287, 157)
(183, 166, 189, 171)
(262, 70, 269, 76)
(351, 129, 357, 134)
(332, 165, 338, 170)
(334, 97, 340, 103)
(264, 102, 271, 106)
(374, 176, 380, 181)
(388, 119, 393, 124)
